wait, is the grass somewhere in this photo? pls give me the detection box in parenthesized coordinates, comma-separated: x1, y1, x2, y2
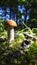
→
(0, 19, 37, 65)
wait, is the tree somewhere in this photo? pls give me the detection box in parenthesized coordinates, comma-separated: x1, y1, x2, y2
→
(27, 0, 37, 27)
(0, 0, 37, 27)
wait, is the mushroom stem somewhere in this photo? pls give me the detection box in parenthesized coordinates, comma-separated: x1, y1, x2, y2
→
(8, 27, 14, 43)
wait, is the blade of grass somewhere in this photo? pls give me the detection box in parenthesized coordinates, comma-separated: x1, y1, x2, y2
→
(22, 22, 32, 34)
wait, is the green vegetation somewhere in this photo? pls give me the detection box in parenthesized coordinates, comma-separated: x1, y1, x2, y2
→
(0, 19, 37, 65)
(0, 0, 37, 65)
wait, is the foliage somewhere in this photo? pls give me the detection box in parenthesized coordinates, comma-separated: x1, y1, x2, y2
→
(0, 39, 37, 65)
(27, 19, 37, 28)
(0, 0, 37, 64)
(32, 28, 37, 36)
(0, 21, 37, 65)
(18, 0, 26, 3)
(0, 19, 7, 38)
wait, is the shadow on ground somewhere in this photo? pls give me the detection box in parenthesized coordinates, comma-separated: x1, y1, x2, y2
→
(0, 43, 37, 65)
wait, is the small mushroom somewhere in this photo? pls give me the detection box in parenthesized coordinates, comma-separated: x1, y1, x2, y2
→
(5, 20, 17, 43)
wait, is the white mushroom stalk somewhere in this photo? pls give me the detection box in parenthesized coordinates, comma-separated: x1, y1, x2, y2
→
(8, 27, 14, 43)
(5, 20, 17, 43)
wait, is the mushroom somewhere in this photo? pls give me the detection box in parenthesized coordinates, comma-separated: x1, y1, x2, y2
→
(5, 20, 17, 43)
